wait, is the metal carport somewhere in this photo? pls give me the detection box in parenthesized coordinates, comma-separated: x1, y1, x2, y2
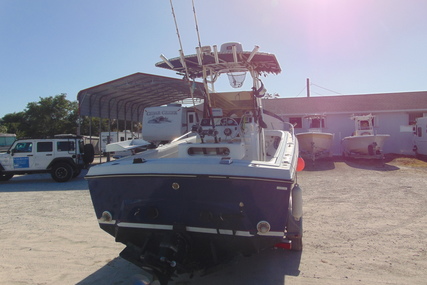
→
(77, 72, 204, 123)
(77, 72, 205, 161)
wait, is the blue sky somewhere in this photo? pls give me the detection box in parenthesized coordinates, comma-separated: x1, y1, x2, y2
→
(1, 0, 427, 118)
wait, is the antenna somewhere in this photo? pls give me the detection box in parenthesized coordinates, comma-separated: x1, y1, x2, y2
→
(169, 0, 198, 112)
(168, 0, 217, 142)
(169, 0, 185, 61)
(192, 0, 202, 49)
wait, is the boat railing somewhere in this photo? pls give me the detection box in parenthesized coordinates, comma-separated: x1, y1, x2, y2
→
(284, 122, 296, 140)
(262, 130, 295, 167)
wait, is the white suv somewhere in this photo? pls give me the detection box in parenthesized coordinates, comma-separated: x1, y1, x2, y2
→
(0, 135, 94, 182)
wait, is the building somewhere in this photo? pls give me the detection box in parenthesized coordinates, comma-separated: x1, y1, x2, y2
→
(263, 91, 427, 155)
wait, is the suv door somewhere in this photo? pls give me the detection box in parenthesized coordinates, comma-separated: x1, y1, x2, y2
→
(11, 141, 35, 170)
(55, 140, 78, 163)
(33, 141, 54, 170)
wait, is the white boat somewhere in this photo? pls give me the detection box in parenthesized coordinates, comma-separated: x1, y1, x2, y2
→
(413, 116, 427, 157)
(86, 42, 304, 284)
(105, 138, 151, 159)
(342, 114, 389, 157)
(296, 115, 334, 163)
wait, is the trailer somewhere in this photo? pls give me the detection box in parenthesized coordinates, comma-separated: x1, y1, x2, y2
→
(142, 104, 200, 144)
(0, 133, 16, 152)
(100, 131, 141, 154)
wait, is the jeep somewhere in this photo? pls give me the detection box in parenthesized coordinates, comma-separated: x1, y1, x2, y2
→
(0, 135, 94, 182)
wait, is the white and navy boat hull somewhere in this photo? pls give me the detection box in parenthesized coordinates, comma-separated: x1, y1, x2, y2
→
(88, 170, 294, 240)
(86, 155, 299, 279)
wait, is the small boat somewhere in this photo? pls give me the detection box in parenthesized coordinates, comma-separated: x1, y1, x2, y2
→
(342, 114, 389, 158)
(105, 138, 151, 159)
(86, 42, 303, 284)
(296, 115, 334, 163)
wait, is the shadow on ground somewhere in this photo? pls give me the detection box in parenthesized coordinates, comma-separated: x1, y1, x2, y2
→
(77, 248, 302, 285)
(0, 170, 89, 192)
(299, 154, 427, 172)
(301, 155, 403, 172)
(342, 156, 399, 171)
(341, 153, 427, 171)
(301, 157, 335, 171)
(76, 257, 141, 285)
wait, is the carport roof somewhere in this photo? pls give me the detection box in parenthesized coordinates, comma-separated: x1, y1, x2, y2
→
(77, 72, 205, 121)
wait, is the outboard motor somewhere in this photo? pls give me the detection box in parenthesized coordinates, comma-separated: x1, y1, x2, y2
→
(120, 233, 191, 285)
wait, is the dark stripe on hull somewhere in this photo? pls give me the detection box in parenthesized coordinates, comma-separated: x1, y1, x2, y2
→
(88, 174, 293, 248)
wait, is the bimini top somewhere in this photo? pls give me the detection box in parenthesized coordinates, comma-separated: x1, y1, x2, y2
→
(155, 42, 281, 79)
(77, 72, 205, 121)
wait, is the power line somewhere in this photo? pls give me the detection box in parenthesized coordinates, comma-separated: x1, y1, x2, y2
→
(295, 81, 342, 97)
(310, 83, 342, 95)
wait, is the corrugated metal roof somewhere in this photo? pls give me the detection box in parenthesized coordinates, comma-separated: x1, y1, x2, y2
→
(77, 73, 205, 121)
(263, 91, 427, 116)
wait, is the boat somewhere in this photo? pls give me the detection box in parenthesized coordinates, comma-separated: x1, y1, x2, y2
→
(86, 42, 303, 284)
(342, 114, 389, 158)
(105, 138, 151, 159)
(296, 115, 334, 164)
(413, 116, 427, 158)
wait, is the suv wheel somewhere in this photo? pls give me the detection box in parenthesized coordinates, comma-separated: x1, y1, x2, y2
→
(83, 144, 95, 164)
(51, 162, 74, 182)
(0, 173, 14, 181)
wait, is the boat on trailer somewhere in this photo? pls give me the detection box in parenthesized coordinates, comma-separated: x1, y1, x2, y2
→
(86, 42, 303, 284)
(413, 116, 427, 158)
(342, 114, 389, 159)
(296, 115, 334, 164)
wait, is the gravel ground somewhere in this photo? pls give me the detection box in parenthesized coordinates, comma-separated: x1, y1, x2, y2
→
(0, 155, 426, 284)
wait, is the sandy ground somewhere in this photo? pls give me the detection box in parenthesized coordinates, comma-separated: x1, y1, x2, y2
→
(1, 155, 426, 285)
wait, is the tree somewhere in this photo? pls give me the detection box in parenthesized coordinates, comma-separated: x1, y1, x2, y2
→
(21, 94, 78, 137)
(0, 124, 7, 133)
(1, 112, 26, 137)
(78, 116, 110, 137)
(1, 94, 141, 138)
(0, 94, 79, 138)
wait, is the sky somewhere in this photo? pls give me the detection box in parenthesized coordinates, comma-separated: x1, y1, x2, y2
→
(1, 0, 427, 118)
